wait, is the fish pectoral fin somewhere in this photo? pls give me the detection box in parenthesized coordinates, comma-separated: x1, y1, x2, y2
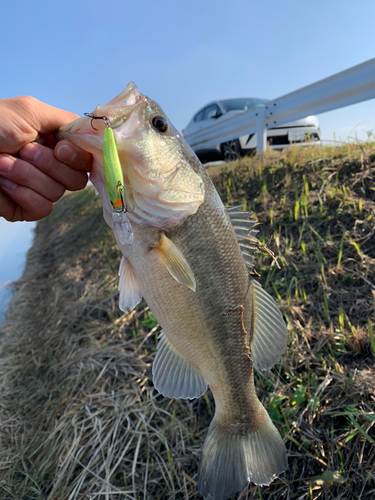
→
(152, 233, 196, 291)
(118, 256, 142, 313)
(152, 332, 207, 400)
(249, 280, 288, 371)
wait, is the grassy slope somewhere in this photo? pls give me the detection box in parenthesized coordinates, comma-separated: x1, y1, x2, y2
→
(0, 144, 374, 500)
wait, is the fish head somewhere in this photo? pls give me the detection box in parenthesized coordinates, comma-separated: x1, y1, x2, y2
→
(56, 82, 205, 227)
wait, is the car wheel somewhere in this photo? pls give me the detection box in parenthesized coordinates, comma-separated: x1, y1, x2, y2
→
(222, 139, 241, 162)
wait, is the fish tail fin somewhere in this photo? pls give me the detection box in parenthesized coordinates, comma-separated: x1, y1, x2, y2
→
(197, 405, 287, 500)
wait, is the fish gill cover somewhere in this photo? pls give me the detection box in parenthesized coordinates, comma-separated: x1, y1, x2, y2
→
(0, 143, 374, 499)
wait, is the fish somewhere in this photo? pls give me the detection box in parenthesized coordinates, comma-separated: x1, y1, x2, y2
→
(56, 82, 288, 500)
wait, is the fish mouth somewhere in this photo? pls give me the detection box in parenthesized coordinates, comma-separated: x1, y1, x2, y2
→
(54, 81, 145, 155)
(54, 115, 103, 155)
(55, 103, 143, 156)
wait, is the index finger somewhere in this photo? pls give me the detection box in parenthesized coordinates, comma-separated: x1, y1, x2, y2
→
(54, 140, 93, 172)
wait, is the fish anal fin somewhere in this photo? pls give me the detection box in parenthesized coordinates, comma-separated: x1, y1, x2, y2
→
(152, 332, 207, 399)
(249, 280, 288, 370)
(153, 233, 196, 291)
(118, 256, 142, 313)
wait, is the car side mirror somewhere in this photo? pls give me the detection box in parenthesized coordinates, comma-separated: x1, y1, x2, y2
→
(214, 111, 222, 119)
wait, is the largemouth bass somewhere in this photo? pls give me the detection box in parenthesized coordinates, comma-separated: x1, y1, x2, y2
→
(56, 83, 288, 500)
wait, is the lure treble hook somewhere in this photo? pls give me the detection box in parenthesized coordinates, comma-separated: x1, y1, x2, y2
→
(84, 113, 111, 131)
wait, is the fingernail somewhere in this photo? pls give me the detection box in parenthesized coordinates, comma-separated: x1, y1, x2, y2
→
(20, 142, 42, 162)
(0, 177, 18, 191)
(56, 144, 77, 163)
(0, 156, 13, 173)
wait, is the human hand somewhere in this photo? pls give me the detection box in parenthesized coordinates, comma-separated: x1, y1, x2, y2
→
(0, 96, 92, 222)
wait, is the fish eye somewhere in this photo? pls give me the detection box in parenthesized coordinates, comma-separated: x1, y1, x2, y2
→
(151, 115, 168, 133)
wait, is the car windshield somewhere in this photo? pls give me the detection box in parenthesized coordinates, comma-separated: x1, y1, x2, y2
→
(220, 98, 268, 112)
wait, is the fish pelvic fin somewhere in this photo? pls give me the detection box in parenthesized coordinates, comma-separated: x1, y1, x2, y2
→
(152, 332, 207, 399)
(118, 256, 142, 313)
(152, 233, 196, 291)
(197, 406, 287, 500)
(248, 279, 288, 371)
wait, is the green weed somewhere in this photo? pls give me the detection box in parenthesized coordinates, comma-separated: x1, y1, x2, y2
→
(368, 319, 375, 357)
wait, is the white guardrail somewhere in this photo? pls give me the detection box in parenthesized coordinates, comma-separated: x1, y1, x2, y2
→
(186, 58, 375, 154)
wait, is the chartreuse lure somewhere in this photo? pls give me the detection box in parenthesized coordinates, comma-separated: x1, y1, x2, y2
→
(102, 124, 133, 245)
(84, 113, 133, 245)
(103, 125, 126, 213)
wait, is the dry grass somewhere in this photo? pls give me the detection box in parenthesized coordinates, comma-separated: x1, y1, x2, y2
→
(1, 143, 375, 499)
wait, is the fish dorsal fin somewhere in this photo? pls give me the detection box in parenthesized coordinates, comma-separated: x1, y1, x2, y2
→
(249, 280, 288, 370)
(152, 332, 207, 399)
(118, 256, 142, 313)
(227, 206, 260, 267)
(153, 233, 196, 291)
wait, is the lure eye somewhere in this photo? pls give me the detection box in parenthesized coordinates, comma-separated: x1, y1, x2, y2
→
(152, 115, 168, 133)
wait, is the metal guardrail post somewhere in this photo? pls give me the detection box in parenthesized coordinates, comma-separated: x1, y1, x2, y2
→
(255, 104, 267, 154)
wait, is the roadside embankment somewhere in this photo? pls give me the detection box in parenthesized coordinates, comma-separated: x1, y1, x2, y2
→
(1, 144, 374, 499)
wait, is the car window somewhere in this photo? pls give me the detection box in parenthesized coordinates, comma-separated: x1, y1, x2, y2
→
(204, 104, 221, 120)
(194, 109, 205, 122)
(220, 98, 268, 112)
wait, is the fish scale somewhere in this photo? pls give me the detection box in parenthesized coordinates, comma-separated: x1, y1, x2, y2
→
(56, 82, 289, 500)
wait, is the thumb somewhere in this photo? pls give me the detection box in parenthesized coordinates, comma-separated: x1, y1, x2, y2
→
(13, 96, 79, 134)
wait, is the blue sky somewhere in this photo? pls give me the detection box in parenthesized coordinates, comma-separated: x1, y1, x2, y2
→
(1, 0, 375, 297)
(1, 0, 375, 141)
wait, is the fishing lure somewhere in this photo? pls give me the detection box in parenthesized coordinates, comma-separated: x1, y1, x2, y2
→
(103, 124, 126, 213)
(85, 113, 134, 245)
